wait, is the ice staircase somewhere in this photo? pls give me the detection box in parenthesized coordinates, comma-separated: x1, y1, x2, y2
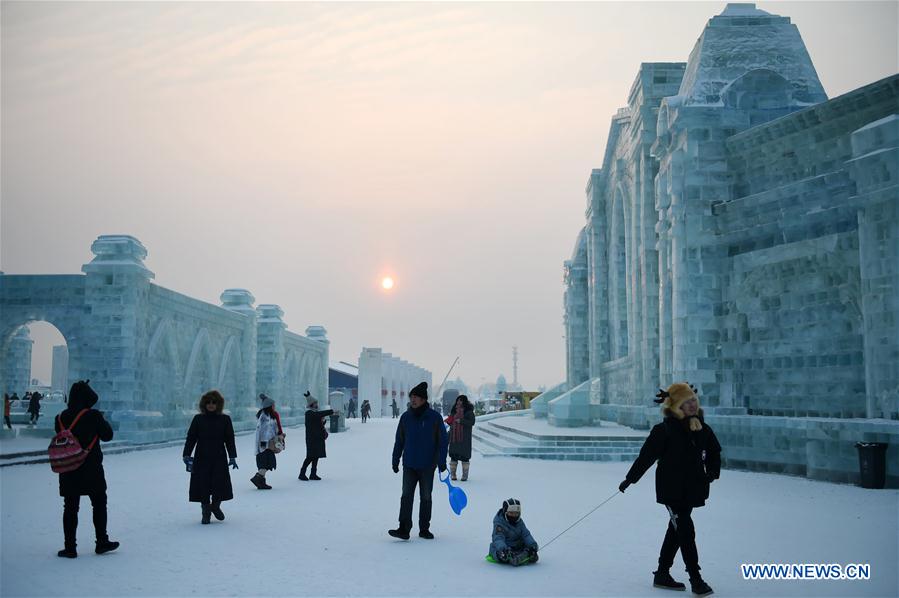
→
(472, 418, 646, 461)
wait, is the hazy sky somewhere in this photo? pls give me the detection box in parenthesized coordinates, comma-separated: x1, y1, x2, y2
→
(2, 1, 897, 389)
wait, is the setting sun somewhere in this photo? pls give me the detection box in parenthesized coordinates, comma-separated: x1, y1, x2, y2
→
(381, 277, 395, 290)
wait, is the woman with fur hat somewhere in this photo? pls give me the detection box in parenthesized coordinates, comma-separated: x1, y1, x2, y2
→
(444, 394, 475, 481)
(55, 380, 118, 558)
(251, 395, 281, 490)
(618, 382, 721, 596)
(299, 391, 334, 481)
(183, 390, 238, 524)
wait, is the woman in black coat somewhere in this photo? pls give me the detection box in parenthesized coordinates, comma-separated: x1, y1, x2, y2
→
(183, 390, 238, 524)
(299, 392, 333, 480)
(445, 394, 475, 481)
(55, 380, 117, 558)
(618, 383, 721, 596)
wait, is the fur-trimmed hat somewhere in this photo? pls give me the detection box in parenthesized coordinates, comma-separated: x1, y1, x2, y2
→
(198, 390, 225, 414)
(304, 390, 318, 408)
(654, 382, 702, 431)
(502, 498, 522, 520)
(409, 382, 428, 401)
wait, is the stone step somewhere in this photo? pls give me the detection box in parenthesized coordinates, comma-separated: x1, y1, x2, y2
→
(475, 425, 540, 446)
(478, 424, 644, 448)
(478, 450, 641, 462)
(475, 443, 642, 456)
(472, 431, 520, 453)
(488, 421, 646, 444)
(472, 433, 642, 461)
(472, 418, 647, 462)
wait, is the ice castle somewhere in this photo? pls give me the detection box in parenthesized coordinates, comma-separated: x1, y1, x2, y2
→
(0, 235, 329, 443)
(547, 4, 899, 485)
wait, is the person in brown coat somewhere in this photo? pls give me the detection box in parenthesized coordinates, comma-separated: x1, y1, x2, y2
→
(55, 380, 118, 558)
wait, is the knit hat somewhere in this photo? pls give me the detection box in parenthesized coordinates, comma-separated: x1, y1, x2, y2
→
(654, 382, 702, 431)
(259, 394, 275, 409)
(409, 382, 428, 401)
(304, 390, 317, 408)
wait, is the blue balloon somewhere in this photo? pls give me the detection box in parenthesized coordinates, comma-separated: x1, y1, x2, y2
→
(439, 471, 468, 515)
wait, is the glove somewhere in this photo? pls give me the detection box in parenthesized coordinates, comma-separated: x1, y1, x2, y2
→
(229, 458, 238, 470)
(497, 549, 511, 563)
(392, 463, 399, 474)
(618, 479, 631, 493)
(438, 462, 447, 473)
(183, 457, 193, 473)
(527, 547, 539, 563)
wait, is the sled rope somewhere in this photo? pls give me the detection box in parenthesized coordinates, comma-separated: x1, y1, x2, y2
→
(540, 490, 619, 552)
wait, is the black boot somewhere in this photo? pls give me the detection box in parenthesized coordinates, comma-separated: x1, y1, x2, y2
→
(388, 528, 410, 540)
(201, 503, 212, 524)
(95, 539, 120, 554)
(310, 473, 321, 481)
(210, 502, 225, 521)
(298, 472, 309, 481)
(418, 529, 434, 539)
(689, 576, 713, 596)
(653, 570, 686, 591)
(57, 548, 77, 558)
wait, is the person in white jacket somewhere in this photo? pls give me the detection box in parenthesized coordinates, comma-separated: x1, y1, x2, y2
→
(251, 396, 281, 490)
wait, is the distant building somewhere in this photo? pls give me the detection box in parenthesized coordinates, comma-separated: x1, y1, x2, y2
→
(51, 344, 68, 392)
(329, 361, 358, 403)
(358, 347, 431, 418)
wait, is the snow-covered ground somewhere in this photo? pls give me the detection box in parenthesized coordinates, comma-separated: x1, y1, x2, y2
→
(1, 417, 896, 597)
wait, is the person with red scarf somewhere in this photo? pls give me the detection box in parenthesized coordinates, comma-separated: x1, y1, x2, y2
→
(260, 393, 284, 435)
(444, 394, 475, 481)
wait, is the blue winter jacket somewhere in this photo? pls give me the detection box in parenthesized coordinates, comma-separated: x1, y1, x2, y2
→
(489, 509, 538, 559)
(392, 404, 448, 471)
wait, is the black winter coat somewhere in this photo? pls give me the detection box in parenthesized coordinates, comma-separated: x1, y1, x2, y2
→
(304, 409, 333, 459)
(55, 407, 114, 497)
(183, 413, 237, 503)
(625, 412, 722, 508)
(447, 405, 475, 461)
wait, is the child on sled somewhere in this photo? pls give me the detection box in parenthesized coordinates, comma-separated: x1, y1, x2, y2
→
(489, 498, 539, 566)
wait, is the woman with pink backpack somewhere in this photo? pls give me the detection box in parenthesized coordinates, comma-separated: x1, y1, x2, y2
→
(53, 380, 118, 558)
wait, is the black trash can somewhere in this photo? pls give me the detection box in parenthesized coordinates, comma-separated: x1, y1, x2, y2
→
(855, 442, 888, 489)
(330, 413, 339, 434)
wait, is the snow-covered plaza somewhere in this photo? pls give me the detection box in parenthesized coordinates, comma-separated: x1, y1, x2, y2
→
(1, 417, 896, 597)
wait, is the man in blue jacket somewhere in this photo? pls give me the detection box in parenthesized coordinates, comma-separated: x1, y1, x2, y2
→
(389, 382, 448, 540)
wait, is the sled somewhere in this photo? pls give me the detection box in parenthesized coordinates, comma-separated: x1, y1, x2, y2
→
(485, 553, 536, 566)
(438, 470, 468, 515)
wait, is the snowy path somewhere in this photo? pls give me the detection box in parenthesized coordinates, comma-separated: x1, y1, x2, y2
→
(1, 417, 896, 597)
